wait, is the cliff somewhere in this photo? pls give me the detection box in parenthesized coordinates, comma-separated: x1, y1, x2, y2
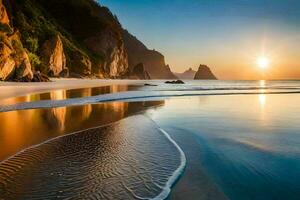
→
(128, 63, 150, 80)
(194, 65, 217, 80)
(0, 0, 33, 81)
(1, 0, 129, 81)
(0, 0, 177, 81)
(174, 68, 196, 79)
(122, 30, 177, 79)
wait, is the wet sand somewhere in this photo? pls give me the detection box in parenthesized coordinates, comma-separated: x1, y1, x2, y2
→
(0, 85, 140, 106)
(0, 115, 182, 200)
(0, 101, 164, 161)
(0, 79, 148, 100)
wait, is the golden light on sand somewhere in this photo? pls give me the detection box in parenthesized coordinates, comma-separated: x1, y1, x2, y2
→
(257, 57, 270, 69)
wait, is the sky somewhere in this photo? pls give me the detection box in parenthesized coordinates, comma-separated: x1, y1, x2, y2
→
(100, 0, 300, 80)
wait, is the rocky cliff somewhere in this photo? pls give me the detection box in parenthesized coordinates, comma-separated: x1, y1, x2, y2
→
(1, 0, 129, 81)
(0, 0, 176, 81)
(0, 0, 33, 81)
(128, 63, 150, 80)
(194, 65, 217, 80)
(174, 68, 196, 79)
(123, 30, 177, 79)
(41, 35, 67, 77)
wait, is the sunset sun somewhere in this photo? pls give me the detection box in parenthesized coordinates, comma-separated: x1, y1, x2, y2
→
(257, 57, 270, 69)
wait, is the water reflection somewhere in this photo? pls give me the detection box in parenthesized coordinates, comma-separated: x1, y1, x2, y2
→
(259, 80, 266, 88)
(150, 94, 300, 200)
(0, 100, 164, 161)
(259, 94, 266, 107)
(0, 85, 139, 106)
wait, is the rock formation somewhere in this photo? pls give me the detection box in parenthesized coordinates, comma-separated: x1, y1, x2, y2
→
(0, 0, 33, 81)
(41, 35, 67, 76)
(0, 0, 177, 81)
(174, 68, 197, 79)
(129, 63, 150, 80)
(123, 30, 177, 79)
(194, 65, 217, 80)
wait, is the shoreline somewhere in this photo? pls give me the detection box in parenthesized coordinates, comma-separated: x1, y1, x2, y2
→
(0, 115, 184, 199)
(0, 78, 151, 100)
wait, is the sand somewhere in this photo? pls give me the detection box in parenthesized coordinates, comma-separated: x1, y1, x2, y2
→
(0, 78, 150, 100)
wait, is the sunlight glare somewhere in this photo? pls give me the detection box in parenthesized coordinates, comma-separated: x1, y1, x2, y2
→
(257, 57, 269, 69)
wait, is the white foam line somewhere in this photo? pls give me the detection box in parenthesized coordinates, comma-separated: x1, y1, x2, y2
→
(1, 90, 300, 113)
(151, 128, 187, 200)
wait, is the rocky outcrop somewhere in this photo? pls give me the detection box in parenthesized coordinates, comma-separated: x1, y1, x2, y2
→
(34, 0, 130, 78)
(0, 0, 9, 25)
(174, 68, 197, 80)
(1, 0, 176, 81)
(165, 80, 185, 84)
(123, 29, 177, 79)
(41, 35, 67, 76)
(84, 29, 128, 78)
(0, 41, 15, 80)
(194, 65, 217, 80)
(0, 0, 34, 81)
(129, 63, 150, 80)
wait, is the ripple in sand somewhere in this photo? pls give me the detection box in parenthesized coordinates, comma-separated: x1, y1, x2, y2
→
(0, 115, 183, 200)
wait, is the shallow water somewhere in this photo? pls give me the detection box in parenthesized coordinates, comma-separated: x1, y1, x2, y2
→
(0, 101, 163, 161)
(0, 115, 181, 200)
(2, 80, 300, 113)
(0, 85, 138, 105)
(149, 94, 300, 200)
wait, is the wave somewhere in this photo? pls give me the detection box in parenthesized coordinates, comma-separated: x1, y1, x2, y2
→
(1, 90, 300, 113)
(152, 128, 187, 200)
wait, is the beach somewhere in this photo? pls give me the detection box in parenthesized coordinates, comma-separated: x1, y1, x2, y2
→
(0, 80, 300, 199)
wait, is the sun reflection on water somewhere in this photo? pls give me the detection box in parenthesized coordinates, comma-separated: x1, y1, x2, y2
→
(259, 80, 266, 88)
(259, 94, 266, 107)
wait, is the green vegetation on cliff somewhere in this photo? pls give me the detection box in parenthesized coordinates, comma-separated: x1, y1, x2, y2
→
(1, 0, 176, 81)
(4, 0, 128, 78)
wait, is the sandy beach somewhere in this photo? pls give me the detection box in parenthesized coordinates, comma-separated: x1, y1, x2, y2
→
(0, 79, 150, 100)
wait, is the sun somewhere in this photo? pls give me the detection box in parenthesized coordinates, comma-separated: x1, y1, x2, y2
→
(257, 57, 269, 69)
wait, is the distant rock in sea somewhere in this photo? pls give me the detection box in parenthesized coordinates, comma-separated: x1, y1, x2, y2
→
(165, 80, 185, 84)
(194, 65, 217, 80)
(174, 68, 197, 79)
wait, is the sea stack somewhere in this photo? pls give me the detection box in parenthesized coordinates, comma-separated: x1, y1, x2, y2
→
(194, 65, 217, 80)
(174, 68, 197, 79)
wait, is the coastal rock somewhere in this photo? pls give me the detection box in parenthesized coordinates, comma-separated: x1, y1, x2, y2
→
(129, 63, 151, 80)
(194, 65, 217, 80)
(123, 29, 177, 79)
(0, 41, 15, 80)
(32, 71, 50, 82)
(165, 80, 185, 84)
(14, 50, 34, 81)
(68, 50, 92, 76)
(2, 0, 175, 81)
(41, 35, 67, 76)
(59, 68, 69, 78)
(0, 1, 35, 82)
(174, 68, 197, 80)
(84, 29, 128, 78)
(0, 0, 9, 25)
(0, 30, 33, 81)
